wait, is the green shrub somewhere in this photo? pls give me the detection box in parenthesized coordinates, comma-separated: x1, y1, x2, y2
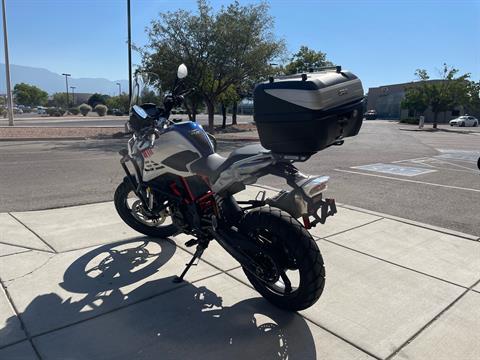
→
(95, 104, 108, 117)
(79, 103, 92, 116)
(47, 107, 65, 117)
(399, 117, 419, 125)
(68, 107, 80, 115)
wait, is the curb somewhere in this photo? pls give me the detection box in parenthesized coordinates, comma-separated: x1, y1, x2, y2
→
(0, 136, 124, 142)
(215, 136, 259, 142)
(0, 126, 124, 129)
(397, 126, 479, 135)
(0, 137, 89, 141)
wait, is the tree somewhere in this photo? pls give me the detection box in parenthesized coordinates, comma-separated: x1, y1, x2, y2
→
(419, 65, 470, 128)
(106, 94, 130, 113)
(142, 0, 285, 132)
(87, 93, 110, 108)
(401, 86, 428, 118)
(465, 81, 480, 115)
(52, 92, 69, 108)
(284, 46, 334, 75)
(405, 65, 470, 128)
(218, 84, 240, 128)
(13, 83, 48, 106)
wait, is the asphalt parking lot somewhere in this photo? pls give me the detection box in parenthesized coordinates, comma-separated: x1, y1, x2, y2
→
(0, 121, 478, 236)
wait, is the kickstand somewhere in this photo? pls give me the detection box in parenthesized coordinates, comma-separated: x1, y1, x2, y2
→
(173, 242, 208, 283)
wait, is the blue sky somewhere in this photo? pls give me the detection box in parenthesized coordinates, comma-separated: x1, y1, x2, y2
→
(1, 0, 479, 90)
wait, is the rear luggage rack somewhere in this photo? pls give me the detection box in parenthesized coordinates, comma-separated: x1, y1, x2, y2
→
(272, 65, 342, 82)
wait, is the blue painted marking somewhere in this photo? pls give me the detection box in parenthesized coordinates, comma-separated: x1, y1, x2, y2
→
(351, 163, 437, 177)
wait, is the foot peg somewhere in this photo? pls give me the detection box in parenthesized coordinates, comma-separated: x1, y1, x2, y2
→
(185, 238, 198, 247)
(173, 241, 209, 283)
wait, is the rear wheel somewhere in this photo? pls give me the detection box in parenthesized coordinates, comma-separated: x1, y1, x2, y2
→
(461, 122, 465, 127)
(239, 207, 325, 311)
(114, 180, 178, 238)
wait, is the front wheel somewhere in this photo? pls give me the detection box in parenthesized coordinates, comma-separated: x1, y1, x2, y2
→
(239, 207, 325, 311)
(114, 180, 178, 238)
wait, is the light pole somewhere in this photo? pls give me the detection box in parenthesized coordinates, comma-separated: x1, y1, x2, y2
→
(2, 0, 14, 126)
(70, 86, 76, 106)
(62, 73, 71, 108)
(116, 82, 122, 96)
(127, 0, 132, 102)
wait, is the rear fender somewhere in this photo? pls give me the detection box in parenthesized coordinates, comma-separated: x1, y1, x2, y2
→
(266, 175, 336, 227)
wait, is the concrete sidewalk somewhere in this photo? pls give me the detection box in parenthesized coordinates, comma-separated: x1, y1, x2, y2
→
(0, 185, 479, 359)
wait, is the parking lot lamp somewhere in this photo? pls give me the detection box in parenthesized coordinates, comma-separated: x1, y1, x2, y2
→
(62, 73, 71, 108)
(127, 0, 132, 102)
(116, 82, 122, 96)
(70, 86, 76, 106)
(2, 0, 14, 126)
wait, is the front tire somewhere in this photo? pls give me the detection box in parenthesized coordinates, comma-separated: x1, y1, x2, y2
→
(114, 180, 178, 238)
(239, 207, 325, 311)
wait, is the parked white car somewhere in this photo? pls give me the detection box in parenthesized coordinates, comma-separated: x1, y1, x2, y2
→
(36, 106, 47, 115)
(449, 115, 478, 127)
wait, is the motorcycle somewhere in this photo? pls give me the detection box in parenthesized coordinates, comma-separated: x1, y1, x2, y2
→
(114, 64, 354, 311)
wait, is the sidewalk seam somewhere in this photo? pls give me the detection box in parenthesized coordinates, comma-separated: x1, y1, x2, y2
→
(338, 204, 479, 242)
(316, 217, 384, 239)
(385, 279, 480, 360)
(317, 236, 469, 290)
(0, 241, 53, 254)
(0, 249, 31, 258)
(221, 266, 382, 360)
(0, 241, 222, 349)
(7, 213, 57, 253)
(0, 269, 224, 349)
(0, 277, 42, 359)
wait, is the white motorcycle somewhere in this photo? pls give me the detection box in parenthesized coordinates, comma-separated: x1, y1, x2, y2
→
(115, 64, 364, 310)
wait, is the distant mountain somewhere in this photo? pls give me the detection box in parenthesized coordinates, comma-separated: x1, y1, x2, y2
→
(0, 64, 128, 95)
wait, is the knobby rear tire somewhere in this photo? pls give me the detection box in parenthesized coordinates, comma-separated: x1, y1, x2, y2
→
(239, 207, 325, 311)
(114, 180, 178, 238)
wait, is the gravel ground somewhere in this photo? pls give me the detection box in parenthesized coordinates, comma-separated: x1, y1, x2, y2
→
(0, 124, 258, 140)
(0, 127, 124, 139)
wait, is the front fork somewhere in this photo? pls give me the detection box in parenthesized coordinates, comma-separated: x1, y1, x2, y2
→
(119, 149, 153, 213)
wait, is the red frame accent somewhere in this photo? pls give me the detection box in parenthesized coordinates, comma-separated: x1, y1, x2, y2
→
(169, 182, 183, 198)
(169, 176, 218, 216)
(302, 215, 311, 229)
(179, 177, 195, 203)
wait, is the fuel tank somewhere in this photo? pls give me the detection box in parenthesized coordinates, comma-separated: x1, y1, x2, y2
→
(142, 121, 214, 181)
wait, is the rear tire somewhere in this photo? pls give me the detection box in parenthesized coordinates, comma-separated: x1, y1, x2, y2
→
(114, 180, 178, 238)
(239, 207, 325, 311)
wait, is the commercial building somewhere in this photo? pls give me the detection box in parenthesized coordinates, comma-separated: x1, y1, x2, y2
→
(367, 80, 465, 123)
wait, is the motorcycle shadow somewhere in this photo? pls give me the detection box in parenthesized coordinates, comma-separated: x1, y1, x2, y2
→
(1, 238, 317, 360)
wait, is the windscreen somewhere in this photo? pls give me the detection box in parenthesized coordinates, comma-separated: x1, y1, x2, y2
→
(130, 72, 163, 108)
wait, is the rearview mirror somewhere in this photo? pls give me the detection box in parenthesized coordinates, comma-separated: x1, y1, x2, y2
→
(177, 64, 188, 79)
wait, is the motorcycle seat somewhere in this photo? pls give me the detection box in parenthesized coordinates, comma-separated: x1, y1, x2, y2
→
(191, 144, 268, 183)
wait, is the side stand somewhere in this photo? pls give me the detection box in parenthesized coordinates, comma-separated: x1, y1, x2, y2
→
(173, 241, 209, 283)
